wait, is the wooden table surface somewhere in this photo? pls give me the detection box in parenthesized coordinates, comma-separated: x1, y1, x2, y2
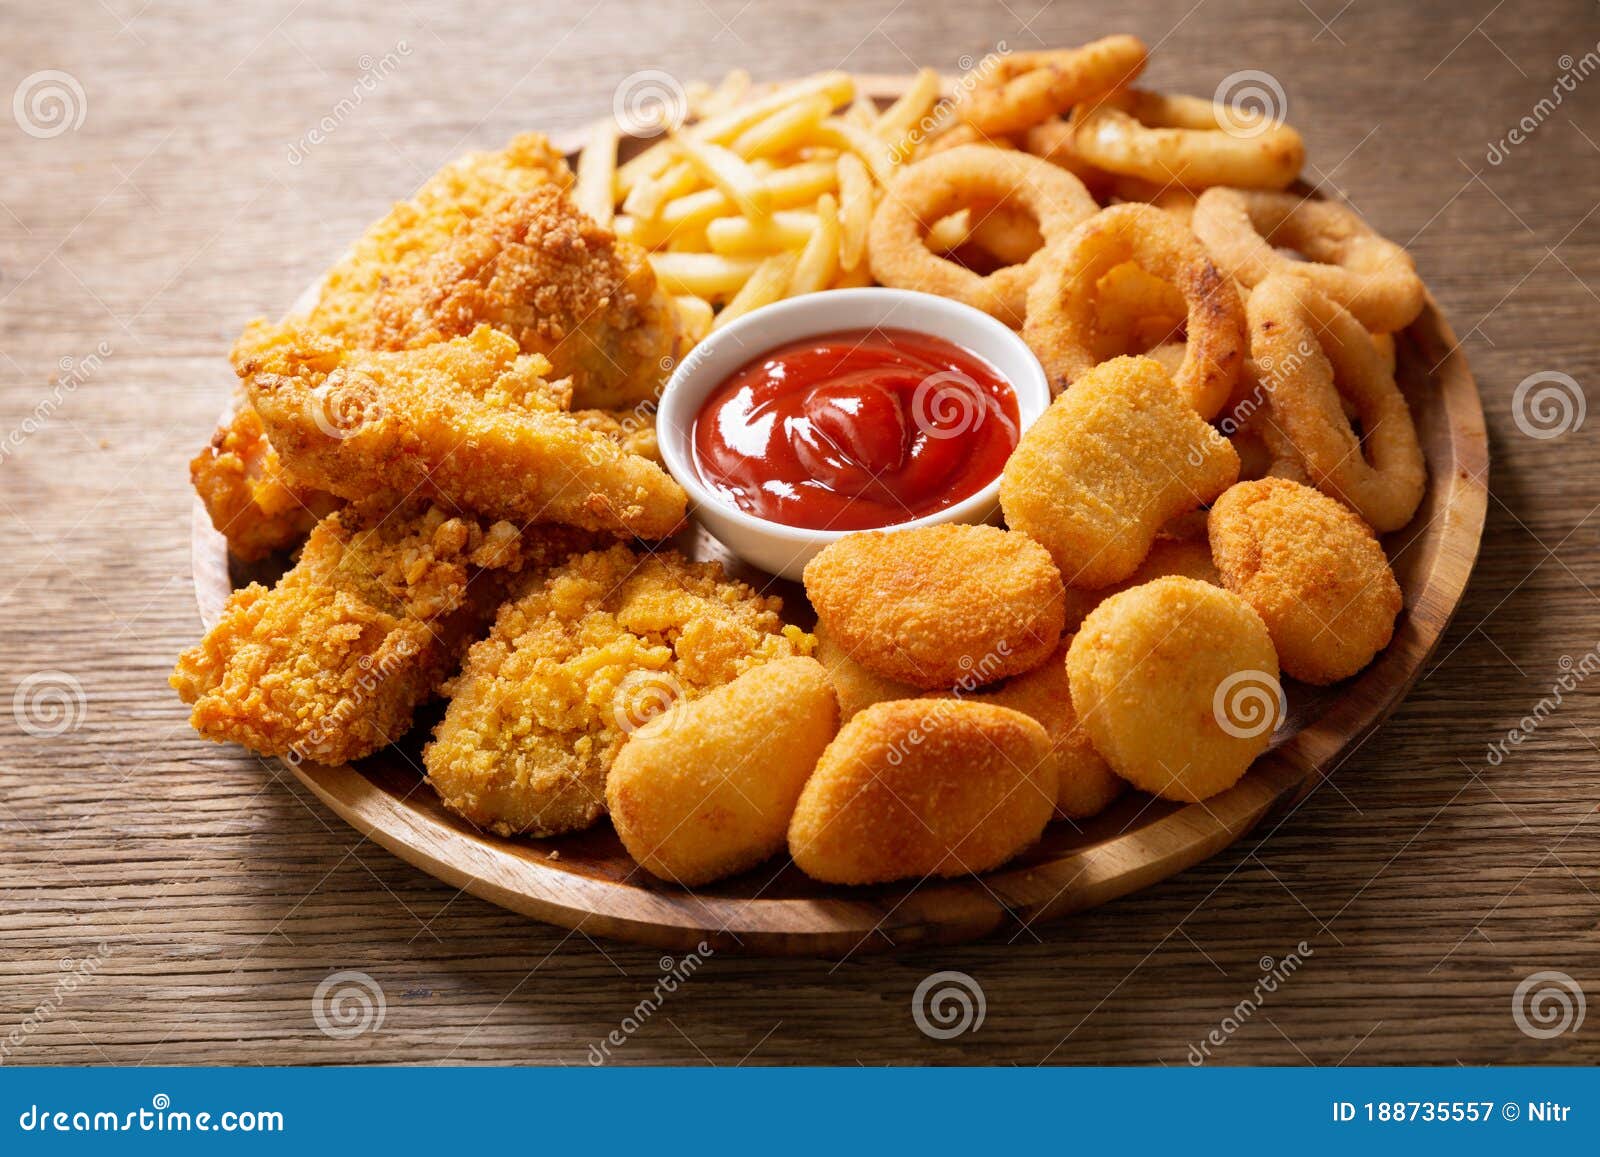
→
(3, 0, 1598, 1066)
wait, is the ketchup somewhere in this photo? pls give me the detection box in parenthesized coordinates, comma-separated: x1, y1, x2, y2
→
(691, 328, 1019, 531)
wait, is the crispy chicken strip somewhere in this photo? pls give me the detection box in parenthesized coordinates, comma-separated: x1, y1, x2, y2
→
(171, 499, 593, 764)
(364, 186, 680, 411)
(235, 323, 687, 538)
(424, 544, 813, 838)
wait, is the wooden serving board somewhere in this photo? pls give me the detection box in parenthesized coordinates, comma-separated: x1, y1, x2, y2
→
(188, 78, 1489, 956)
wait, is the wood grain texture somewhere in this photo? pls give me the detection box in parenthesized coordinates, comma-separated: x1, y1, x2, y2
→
(2, 0, 1599, 1065)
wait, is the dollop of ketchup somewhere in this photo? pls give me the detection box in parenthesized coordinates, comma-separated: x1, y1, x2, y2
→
(692, 328, 1020, 531)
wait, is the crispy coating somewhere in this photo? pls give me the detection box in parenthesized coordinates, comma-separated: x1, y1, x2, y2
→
(424, 545, 813, 838)
(607, 657, 838, 885)
(813, 621, 920, 722)
(1067, 576, 1279, 803)
(961, 637, 1126, 820)
(235, 322, 687, 539)
(170, 501, 578, 764)
(803, 524, 1066, 690)
(364, 187, 679, 411)
(306, 133, 572, 343)
(788, 699, 1054, 884)
(190, 407, 339, 561)
(1061, 532, 1220, 632)
(999, 355, 1239, 588)
(1208, 478, 1401, 685)
(570, 406, 662, 466)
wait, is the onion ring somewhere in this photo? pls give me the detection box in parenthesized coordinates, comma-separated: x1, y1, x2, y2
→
(1192, 188, 1426, 333)
(1023, 119, 1115, 195)
(869, 145, 1098, 325)
(1107, 175, 1199, 225)
(1246, 276, 1425, 532)
(1021, 203, 1246, 416)
(958, 35, 1147, 136)
(1069, 89, 1305, 190)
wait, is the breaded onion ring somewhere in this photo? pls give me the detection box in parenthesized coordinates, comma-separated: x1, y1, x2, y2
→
(958, 35, 1148, 136)
(1022, 119, 1116, 195)
(1247, 276, 1425, 532)
(1022, 203, 1245, 416)
(868, 146, 1099, 325)
(1192, 188, 1426, 333)
(1069, 89, 1305, 190)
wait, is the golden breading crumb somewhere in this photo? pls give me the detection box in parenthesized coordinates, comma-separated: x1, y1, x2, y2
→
(189, 406, 340, 561)
(171, 501, 591, 764)
(364, 187, 679, 410)
(424, 544, 814, 838)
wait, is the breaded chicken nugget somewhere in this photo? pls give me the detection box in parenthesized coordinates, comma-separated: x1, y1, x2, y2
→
(802, 524, 1066, 690)
(999, 355, 1239, 588)
(189, 406, 340, 561)
(1208, 477, 1401, 684)
(788, 699, 1054, 884)
(170, 501, 578, 764)
(961, 638, 1126, 820)
(607, 657, 838, 885)
(424, 545, 812, 838)
(235, 322, 687, 539)
(1067, 576, 1279, 802)
(1061, 533, 1221, 632)
(812, 621, 920, 722)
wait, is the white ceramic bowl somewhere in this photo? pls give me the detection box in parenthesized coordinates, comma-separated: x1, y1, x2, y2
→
(656, 288, 1050, 581)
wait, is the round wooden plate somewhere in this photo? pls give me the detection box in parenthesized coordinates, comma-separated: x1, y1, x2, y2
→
(189, 78, 1489, 955)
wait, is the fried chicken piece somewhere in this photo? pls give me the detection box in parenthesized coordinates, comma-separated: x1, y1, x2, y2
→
(189, 407, 341, 561)
(171, 500, 592, 764)
(424, 544, 814, 838)
(235, 322, 688, 539)
(570, 406, 662, 466)
(364, 186, 679, 410)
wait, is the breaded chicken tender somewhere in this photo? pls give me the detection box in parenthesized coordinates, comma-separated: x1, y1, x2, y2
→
(788, 699, 1054, 885)
(364, 187, 679, 410)
(235, 322, 687, 539)
(170, 501, 582, 764)
(189, 406, 340, 561)
(1000, 355, 1239, 588)
(607, 657, 838, 885)
(424, 545, 813, 838)
(803, 524, 1066, 690)
(1067, 576, 1279, 803)
(812, 621, 920, 722)
(1208, 477, 1401, 684)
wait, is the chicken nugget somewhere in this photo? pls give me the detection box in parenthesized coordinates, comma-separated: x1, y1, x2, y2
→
(1208, 477, 1401, 685)
(788, 699, 1054, 884)
(424, 545, 812, 838)
(607, 657, 838, 885)
(1061, 532, 1220, 632)
(803, 524, 1066, 690)
(812, 621, 920, 722)
(999, 355, 1239, 588)
(1067, 576, 1280, 802)
(189, 406, 340, 561)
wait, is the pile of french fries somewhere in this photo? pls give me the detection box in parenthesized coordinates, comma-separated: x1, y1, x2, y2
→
(572, 68, 946, 343)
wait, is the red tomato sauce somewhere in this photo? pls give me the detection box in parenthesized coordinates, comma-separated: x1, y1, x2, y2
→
(691, 328, 1019, 531)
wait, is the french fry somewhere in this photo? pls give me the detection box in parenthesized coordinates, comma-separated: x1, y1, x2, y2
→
(843, 98, 877, 132)
(623, 158, 699, 220)
(731, 93, 834, 160)
(674, 134, 772, 218)
(831, 261, 876, 289)
(707, 210, 820, 255)
(574, 118, 620, 226)
(813, 118, 897, 185)
(836, 153, 874, 272)
(692, 72, 854, 145)
(674, 295, 716, 346)
(649, 252, 762, 302)
(789, 194, 841, 296)
(611, 214, 640, 245)
(648, 160, 838, 244)
(689, 69, 752, 119)
(616, 140, 680, 199)
(874, 67, 941, 157)
(713, 252, 800, 329)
